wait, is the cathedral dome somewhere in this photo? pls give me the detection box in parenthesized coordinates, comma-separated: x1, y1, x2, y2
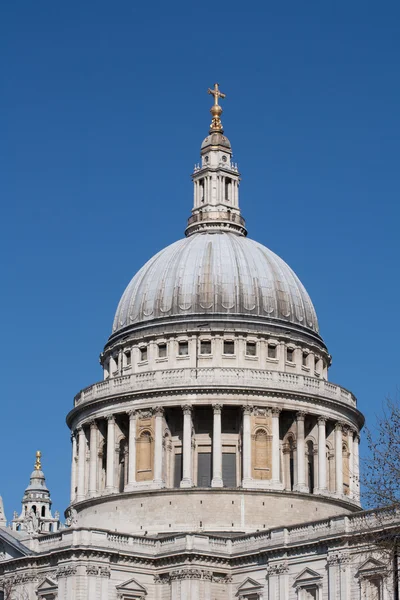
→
(112, 231, 319, 335)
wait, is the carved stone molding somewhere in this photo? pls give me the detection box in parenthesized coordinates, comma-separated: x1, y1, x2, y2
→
(212, 403, 223, 414)
(99, 566, 111, 578)
(317, 416, 327, 425)
(296, 411, 306, 420)
(266, 562, 288, 576)
(242, 405, 253, 416)
(86, 565, 99, 576)
(138, 409, 154, 419)
(182, 404, 193, 416)
(253, 407, 270, 417)
(56, 565, 77, 578)
(154, 406, 165, 417)
(327, 552, 350, 566)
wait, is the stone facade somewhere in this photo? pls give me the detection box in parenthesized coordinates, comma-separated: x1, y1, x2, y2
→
(0, 85, 397, 599)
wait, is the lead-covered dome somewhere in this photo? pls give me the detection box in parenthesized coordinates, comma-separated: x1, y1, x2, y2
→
(112, 232, 319, 335)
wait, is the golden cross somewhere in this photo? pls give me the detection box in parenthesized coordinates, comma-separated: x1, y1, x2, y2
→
(208, 83, 226, 106)
(35, 450, 42, 470)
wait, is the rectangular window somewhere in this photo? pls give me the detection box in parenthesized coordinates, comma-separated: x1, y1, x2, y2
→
(287, 347, 294, 362)
(140, 346, 148, 361)
(246, 341, 257, 356)
(178, 341, 189, 356)
(302, 352, 308, 367)
(200, 340, 212, 355)
(268, 344, 277, 359)
(125, 350, 131, 366)
(223, 340, 235, 355)
(225, 177, 232, 201)
(158, 343, 167, 358)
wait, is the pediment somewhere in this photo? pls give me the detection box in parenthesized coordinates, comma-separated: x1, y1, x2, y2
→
(36, 577, 58, 592)
(116, 577, 147, 597)
(37, 577, 57, 591)
(236, 577, 263, 596)
(295, 567, 322, 583)
(357, 558, 386, 574)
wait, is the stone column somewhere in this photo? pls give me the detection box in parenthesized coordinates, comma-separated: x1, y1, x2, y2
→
(180, 405, 193, 488)
(335, 422, 343, 496)
(126, 410, 137, 490)
(105, 415, 116, 493)
(154, 407, 164, 487)
(348, 429, 354, 499)
(294, 411, 308, 492)
(76, 426, 86, 501)
(242, 406, 252, 487)
(211, 404, 223, 487)
(271, 408, 281, 484)
(70, 432, 77, 503)
(88, 421, 98, 497)
(353, 433, 360, 501)
(317, 417, 327, 492)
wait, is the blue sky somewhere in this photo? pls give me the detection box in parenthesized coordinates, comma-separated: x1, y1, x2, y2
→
(1, 1, 400, 519)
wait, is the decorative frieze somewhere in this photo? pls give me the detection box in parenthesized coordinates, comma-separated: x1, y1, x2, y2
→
(56, 565, 77, 578)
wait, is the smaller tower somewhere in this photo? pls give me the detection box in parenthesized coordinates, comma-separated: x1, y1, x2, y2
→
(0, 496, 6, 527)
(11, 451, 60, 534)
(185, 83, 247, 237)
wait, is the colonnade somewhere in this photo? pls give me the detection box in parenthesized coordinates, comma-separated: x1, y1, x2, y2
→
(70, 405, 360, 504)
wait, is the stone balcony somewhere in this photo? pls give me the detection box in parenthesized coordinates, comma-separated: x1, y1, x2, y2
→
(32, 508, 397, 556)
(74, 367, 357, 409)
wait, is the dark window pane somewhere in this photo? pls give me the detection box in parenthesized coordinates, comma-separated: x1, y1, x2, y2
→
(246, 342, 257, 356)
(200, 340, 212, 354)
(268, 345, 277, 359)
(158, 343, 167, 358)
(178, 341, 189, 356)
(224, 341, 235, 355)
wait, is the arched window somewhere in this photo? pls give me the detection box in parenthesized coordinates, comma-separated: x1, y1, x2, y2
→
(342, 442, 350, 495)
(41, 506, 46, 517)
(253, 429, 271, 480)
(307, 441, 314, 493)
(137, 431, 153, 481)
(118, 438, 128, 492)
(32, 505, 36, 514)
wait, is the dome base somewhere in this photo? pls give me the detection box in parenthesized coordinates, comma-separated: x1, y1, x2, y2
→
(70, 488, 360, 536)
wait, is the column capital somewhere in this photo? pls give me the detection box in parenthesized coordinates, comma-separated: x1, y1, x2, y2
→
(71, 431, 77, 441)
(76, 426, 84, 434)
(354, 432, 361, 443)
(106, 414, 116, 423)
(335, 421, 344, 432)
(296, 411, 306, 421)
(182, 404, 193, 416)
(154, 406, 164, 417)
(212, 403, 223, 414)
(89, 420, 97, 430)
(271, 407, 281, 417)
(127, 409, 137, 419)
(242, 405, 253, 416)
(317, 416, 327, 425)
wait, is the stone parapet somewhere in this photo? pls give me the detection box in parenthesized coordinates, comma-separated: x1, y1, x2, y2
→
(74, 367, 357, 409)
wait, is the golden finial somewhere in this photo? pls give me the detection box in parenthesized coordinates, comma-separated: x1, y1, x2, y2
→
(208, 83, 226, 133)
(34, 450, 42, 471)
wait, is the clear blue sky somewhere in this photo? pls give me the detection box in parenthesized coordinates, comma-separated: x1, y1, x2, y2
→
(1, 1, 399, 519)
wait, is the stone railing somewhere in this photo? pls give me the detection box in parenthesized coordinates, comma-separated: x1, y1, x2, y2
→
(74, 367, 356, 408)
(33, 510, 397, 557)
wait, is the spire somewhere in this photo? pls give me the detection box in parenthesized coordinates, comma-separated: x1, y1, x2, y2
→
(10, 452, 60, 535)
(0, 496, 6, 527)
(185, 83, 247, 237)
